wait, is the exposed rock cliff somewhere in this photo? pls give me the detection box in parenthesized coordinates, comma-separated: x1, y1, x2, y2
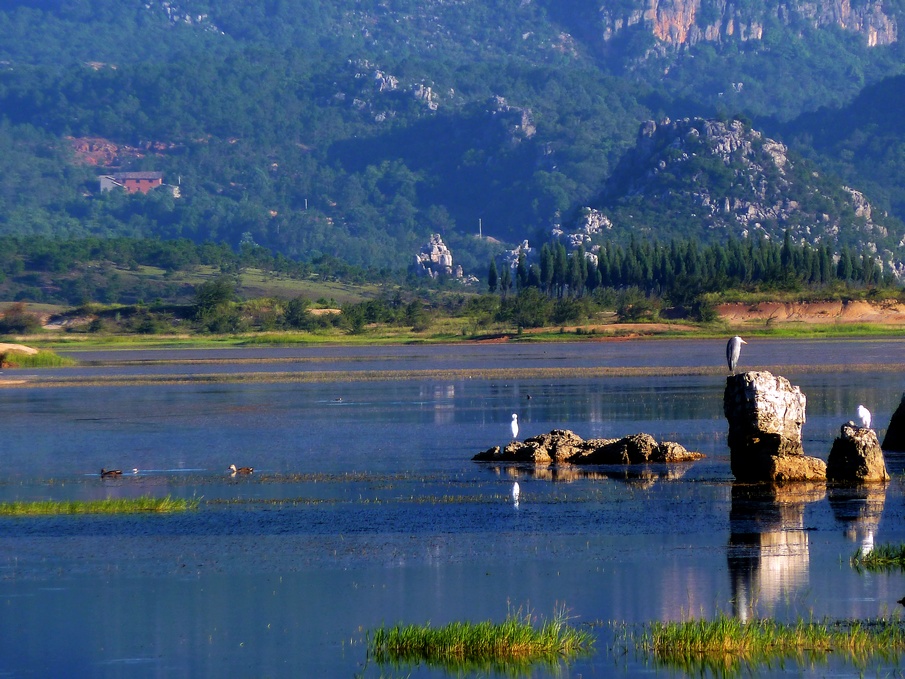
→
(598, 0, 896, 49)
(588, 117, 902, 273)
(413, 234, 462, 279)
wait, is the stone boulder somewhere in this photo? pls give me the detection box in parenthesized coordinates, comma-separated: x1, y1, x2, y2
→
(508, 429, 586, 463)
(724, 371, 826, 482)
(881, 392, 905, 451)
(827, 423, 889, 483)
(472, 429, 704, 465)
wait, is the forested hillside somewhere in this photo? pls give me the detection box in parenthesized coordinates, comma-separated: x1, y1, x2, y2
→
(0, 0, 904, 277)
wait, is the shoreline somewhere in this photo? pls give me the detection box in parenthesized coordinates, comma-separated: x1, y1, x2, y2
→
(2, 361, 904, 388)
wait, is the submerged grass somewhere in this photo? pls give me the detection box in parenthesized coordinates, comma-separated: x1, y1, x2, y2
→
(0, 495, 199, 515)
(627, 614, 905, 674)
(368, 607, 593, 672)
(852, 543, 905, 571)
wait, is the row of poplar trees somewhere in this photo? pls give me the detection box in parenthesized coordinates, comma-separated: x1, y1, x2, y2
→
(487, 232, 890, 300)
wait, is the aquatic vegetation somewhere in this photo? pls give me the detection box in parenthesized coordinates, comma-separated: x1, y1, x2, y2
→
(0, 495, 199, 515)
(0, 349, 76, 368)
(624, 614, 905, 674)
(852, 543, 905, 571)
(367, 606, 593, 671)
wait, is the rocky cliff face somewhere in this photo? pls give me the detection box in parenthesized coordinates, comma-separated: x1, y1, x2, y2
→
(590, 116, 903, 274)
(599, 0, 896, 49)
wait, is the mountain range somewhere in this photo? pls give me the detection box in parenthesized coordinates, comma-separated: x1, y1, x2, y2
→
(1, 0, 904, 277)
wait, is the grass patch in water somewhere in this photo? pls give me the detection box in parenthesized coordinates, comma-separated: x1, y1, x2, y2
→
(1, 349, 76, 368)
(368, 606, 593, 672)
(0, 495, 199, 515)
(626, 614, 905, 673)
(852, 543, 905, 571)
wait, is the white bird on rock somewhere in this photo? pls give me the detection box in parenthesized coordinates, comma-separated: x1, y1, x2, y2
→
(857, 405, 872, 430)
(510, 413, 519, 441)
(512, 481, 520, 506)
(726, 336, 747, 374)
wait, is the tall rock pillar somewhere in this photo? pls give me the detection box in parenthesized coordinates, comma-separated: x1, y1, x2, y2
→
(724, 371, 826, 483)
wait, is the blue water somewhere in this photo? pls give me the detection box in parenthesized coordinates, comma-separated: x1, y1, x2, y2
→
(0, 339, 904, 677)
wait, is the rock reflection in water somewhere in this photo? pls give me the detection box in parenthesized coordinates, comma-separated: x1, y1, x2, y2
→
(728, 483, 825, 621)
(828, 483, 888, 556)
(486, 464, 688, 486)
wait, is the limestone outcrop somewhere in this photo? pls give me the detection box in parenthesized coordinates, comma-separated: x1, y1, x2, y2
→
(724, 371, 826, 482)
(598, 0, 896, 49)
(413, 234, 462, 279)
(881, 392, 905, 451)
(472, 429, 704, 465)
(827, 423, 889, 483)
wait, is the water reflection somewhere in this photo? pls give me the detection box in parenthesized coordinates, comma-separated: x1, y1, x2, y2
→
(828, 484, 888, 556)
(484, 463, 689, 486)
(728, 484, 825, 621)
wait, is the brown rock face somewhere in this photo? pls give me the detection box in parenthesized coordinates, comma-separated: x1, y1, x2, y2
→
(724, 371, 826, 482)
(598, 0, 896, 48)
(472, 430, 704, 465)
(881, 392, 905, 451)
(827, 423, 889, 483)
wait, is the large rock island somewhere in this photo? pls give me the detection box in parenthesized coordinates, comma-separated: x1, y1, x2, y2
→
(473, 429, 704, 464)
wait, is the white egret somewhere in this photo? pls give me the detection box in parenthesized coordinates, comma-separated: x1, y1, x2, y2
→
(510, 413, 519, 441)
(726, 336, 747, 374)
(857, 405, 872, 430)
(512, 481, 520, 506)
(228, 464, 254, 475)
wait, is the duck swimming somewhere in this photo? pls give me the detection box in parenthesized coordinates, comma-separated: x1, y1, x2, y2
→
(100, 468, 122, 478)
(228, 464, 253, 475)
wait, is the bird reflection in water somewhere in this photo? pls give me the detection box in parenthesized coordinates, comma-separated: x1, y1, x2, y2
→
(828, 483, 887, 558)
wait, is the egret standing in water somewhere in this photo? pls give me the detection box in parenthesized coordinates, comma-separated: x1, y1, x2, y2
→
(512, 481, 520, 507)
(726, 336, 747, 374)
(510, 413, 519, 441)
(857, 405, 872, 430)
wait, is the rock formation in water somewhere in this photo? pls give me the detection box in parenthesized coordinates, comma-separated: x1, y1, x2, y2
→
(472, 429, 704, 465)
(724, 370, 826, 482)
(827, 423, 889, 483)
(881, 392, 905, 451)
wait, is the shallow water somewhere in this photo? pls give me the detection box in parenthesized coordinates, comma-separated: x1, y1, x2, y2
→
(1, 339, 904, 677)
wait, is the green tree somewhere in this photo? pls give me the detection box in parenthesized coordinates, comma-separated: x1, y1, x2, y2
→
(193, 276, 236, 320)
(488, 259, 498, 293)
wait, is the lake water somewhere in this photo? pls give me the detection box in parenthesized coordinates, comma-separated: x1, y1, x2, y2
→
(1, 338, 905, 678)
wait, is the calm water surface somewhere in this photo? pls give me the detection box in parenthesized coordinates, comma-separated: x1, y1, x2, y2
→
(1, 339, 905, 678)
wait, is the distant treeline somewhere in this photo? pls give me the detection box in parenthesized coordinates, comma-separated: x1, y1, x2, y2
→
(490, 233, 893, 303)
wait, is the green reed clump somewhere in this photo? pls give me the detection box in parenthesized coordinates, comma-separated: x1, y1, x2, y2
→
(852, 543, 905, 571)
(0, 495, 199, 515)
(1, 350, 77, 368)
(368, 607, 593, 669)
(633, 614, 905, 671)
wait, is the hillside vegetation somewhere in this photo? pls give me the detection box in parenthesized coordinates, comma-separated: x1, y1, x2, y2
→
(1, 0, 905, 279)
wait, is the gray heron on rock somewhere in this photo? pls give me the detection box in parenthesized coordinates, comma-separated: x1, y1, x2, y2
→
(726, 336, 747, 374)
